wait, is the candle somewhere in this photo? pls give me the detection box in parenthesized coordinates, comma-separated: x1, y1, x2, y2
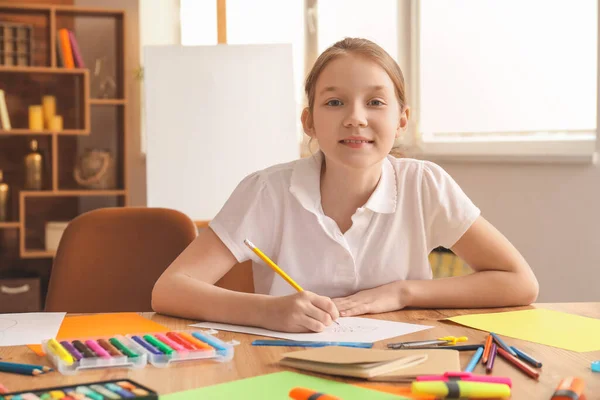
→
(42, 95, 56, 128)
(28, 105, 43, 131)
(49, 115, 63, 131)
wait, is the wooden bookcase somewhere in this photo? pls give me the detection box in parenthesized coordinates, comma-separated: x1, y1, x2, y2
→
(0, 3, 128, 309)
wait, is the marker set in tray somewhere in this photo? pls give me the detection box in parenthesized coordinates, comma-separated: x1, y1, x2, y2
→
(42, 331, 235, 375)
(0, 379, 157, 400)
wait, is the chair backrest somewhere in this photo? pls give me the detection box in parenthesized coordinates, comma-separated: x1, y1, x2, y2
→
(45, 207, 198, 312)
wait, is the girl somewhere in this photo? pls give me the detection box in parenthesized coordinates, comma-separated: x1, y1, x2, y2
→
(152, 38, 538, 333)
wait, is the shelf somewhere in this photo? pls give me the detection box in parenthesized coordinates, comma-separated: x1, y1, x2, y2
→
(0, 129, 88, 135)
(90, 98, 126, 105)
(21, 250, 55, 259)
(21, 190, 126, 197)
(0, 222, 20, 229)
(0, 66, 87, 74)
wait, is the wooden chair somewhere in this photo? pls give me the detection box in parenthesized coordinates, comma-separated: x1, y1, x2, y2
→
(45, 207, 254, 312)
(45, 207, 198, 312)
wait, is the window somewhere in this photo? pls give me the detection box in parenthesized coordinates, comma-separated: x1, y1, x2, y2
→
(417, 0, 598, 161)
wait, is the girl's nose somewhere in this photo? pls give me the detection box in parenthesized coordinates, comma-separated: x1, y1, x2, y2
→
(343, 103, 368, 128)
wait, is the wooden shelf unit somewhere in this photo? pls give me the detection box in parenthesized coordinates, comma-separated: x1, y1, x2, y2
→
(0, 3, 129, 309)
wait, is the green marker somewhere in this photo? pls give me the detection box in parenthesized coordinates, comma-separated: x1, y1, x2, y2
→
(143, 334, 174, 355)
(109, 337, 139, 358)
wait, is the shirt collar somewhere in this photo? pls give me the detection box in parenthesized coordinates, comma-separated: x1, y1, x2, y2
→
(289, 151, 397, 215)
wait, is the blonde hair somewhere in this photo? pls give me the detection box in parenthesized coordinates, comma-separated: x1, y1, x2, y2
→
(304, 37, 407, 112)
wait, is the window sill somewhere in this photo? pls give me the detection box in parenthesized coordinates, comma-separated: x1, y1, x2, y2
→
(419, 133, 597, 164)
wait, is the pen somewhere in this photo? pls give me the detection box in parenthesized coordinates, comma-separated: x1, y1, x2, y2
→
(496, 347, 540, 380)
(244, 238, 339, 326)
(412, 381, 511, 398)
(464, 347, 484, 373)
(490, 332, 517, 357)
(481, 334, 493, 364)
(252, 340, 373, 348)
(391, 344, 483, 351)
(387, 336, 467, 349)
(486, 343, 497, 374)
(510, 345, 542, 368)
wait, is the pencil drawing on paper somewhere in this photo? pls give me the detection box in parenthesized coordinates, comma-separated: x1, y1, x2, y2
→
(330, 324, 378, 334)
(0, 318, 18, 342)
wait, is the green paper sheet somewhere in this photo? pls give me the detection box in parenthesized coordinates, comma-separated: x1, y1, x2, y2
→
(447, 308, 600, 352)
(160, 371, 407, 400)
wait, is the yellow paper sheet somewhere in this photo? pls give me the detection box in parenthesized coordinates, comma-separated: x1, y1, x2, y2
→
(447, 308, 600, 352)
(28, 313, 169, 355)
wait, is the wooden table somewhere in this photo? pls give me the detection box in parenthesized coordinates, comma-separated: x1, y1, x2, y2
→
(1, 303, 599, 399)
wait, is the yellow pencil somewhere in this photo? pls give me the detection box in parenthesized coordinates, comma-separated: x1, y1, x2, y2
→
(243, 239, 340, 325)
(244, 239, 304, 291)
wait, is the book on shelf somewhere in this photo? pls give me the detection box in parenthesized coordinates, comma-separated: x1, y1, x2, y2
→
(58, 28, 74, 68)
(56, 29, 84, 68)
(0, 90, 11, 130)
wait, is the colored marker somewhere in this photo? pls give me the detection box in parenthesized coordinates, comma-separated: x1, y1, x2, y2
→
(143, 334, 174, 355)
(48, 339, 74, 365)
(417, 371, 512, 387)
(486, 343, 497, 374)
(551, 377, 585, 400)
(85, 340, 111, 359)
(192, 331, 227, 351)
(131, 335, 163, 355)
(464, 347, 484, 373)
(166, 332, 198, 350)
(481, 334, 493, 364)
(72, 340, 96, 358)
(97, 339, 124, 357)
(496, 347, 540, 379)
(412, 381, 511, 398)
(510, 346, 542, 368)
(155, 333, 188, 352)
(108, 337, 138, 358)
(289, 387, 341, 400)
(60, 341, 83, 361)
(490, 333, 517, 357)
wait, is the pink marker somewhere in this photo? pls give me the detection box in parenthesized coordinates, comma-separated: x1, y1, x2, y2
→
(155, 333, 188, 353)
(85, 339, 111, 359)
(416, 371, 512, 387)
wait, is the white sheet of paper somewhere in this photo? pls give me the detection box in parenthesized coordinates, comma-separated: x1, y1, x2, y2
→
(0, 312, 66, 347)
(190, 317, 432, 343)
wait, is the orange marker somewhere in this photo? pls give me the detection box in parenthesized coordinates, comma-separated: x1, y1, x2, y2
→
(481, 334, 493, 364)
(289, 387, 341, 400)
(551, 377, 585, 400)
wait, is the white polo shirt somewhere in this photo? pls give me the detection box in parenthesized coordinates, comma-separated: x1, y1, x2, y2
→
(209, 151, 480, 298)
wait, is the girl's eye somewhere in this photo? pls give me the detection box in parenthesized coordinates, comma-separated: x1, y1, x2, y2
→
(326, 99, 343, 106)
(369, 99, 385, 106)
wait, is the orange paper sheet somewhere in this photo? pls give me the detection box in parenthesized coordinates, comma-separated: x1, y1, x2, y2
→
(28, 313, 169, 355)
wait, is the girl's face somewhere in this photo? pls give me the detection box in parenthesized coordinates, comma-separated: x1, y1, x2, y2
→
(303, 54, 408, 171)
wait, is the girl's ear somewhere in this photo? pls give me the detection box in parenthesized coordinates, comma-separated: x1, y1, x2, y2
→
(301, 107, 316, 137)
(396, 106, 410, 138)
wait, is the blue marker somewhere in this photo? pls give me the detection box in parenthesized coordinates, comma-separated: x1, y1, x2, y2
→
(131, 335, 162, 355)
(510, 346, 542, 368)
(192, 331, 227, 352)
(464, 346, 484, 373)
(252, 340, 373, 348)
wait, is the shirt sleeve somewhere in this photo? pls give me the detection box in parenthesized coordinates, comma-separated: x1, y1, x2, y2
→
(421, 161, 481, 250)
(209, 172, 278, 263)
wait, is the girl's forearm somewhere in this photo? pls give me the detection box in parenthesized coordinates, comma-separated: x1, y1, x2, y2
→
(402, 270, 539, 309)
(152, 272, 271, 326)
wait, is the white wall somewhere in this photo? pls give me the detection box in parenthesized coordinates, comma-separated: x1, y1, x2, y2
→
(438, 157, 600, 302)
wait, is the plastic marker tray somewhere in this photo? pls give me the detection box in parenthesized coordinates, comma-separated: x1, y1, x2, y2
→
(42, 330, 236, 374)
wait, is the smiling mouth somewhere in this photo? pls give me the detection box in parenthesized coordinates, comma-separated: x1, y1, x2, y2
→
(339, 139, 374, 144)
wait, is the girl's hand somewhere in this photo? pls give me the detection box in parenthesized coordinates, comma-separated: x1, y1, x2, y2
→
(333, 282, 405, 317)
(263, 291, 340, 333)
